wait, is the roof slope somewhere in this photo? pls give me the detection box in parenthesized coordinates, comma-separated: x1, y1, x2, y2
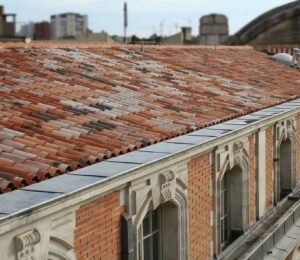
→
(0, 44, 299, 193)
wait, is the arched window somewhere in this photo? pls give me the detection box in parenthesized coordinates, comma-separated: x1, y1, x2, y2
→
(280, 138, 293, 199)
(122, 170, 188, 260)
(220, 165, 244, 248)
(138, 201, 179, 260)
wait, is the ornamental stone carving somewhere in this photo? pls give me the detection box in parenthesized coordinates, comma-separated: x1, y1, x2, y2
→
(128, 162, 188, 221)
(14, 229, 40, 260)
(275, 118, 296, 150)
(160, 171, 176, 202)
(214, 137, 250, 255)
(215, 137, 249, 176)
(125, 161, 189, 260)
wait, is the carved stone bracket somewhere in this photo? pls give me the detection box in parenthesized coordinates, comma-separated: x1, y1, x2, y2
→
(14, 229, 40, 260)
(275, 118, 296, 155)
(215, 137, 249, 177)
(160, 171, 176, 202)
(126, 162, 189, 260)
(128, 163, 188, 223)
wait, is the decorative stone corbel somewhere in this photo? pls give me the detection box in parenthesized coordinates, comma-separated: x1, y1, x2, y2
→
(128, 162, 188, 224)
(14, 229, 40, 260)
(160, 171, 176, 202)
(275, 118, 296, 147)
(215, 137, 249, 177)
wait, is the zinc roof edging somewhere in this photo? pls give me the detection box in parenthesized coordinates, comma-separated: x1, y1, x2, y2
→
(0, 99, 300, 224)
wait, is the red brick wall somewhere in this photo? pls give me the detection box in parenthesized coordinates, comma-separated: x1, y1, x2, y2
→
(265, 126, 274, 208)
(297, 115, 300, 184)
(188, 153, 213, 260)
(249, 134, 256, 224)
(74, 191, 125, 260)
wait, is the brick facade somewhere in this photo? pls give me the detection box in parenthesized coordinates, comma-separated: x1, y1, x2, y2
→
(188, 153, 213, 260)
(265, 126, 274, 208)
(249, 134, 256, 224)
(74, 191, 125, 260)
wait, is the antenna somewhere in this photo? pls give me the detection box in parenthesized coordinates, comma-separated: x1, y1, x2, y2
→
(124, 2, 128, 44)
(160, 20, 164, 37)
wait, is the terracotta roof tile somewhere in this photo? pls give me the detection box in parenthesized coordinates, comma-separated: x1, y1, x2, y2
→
(0, 44, 298, 193)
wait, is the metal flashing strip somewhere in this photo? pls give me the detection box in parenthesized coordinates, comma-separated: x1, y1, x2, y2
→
(207, 123, 245, 131)
(139, 142, 194, 154)
(165, 135, 213, 145)
(187, 128, 229, 136)
(0, 190, 63, 215)
(0, 98, 300, 219)
(21, 174, 106, 194)
(69, 161, 142, 177)
(107, 151, 168, 164)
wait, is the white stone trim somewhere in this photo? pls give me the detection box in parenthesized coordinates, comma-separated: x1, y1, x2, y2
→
(214, 137, 250, 255)
(126, 162, 189, 260)
(274, 118, 297, 203)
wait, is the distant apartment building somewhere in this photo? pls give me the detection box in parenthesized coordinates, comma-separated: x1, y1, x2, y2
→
(51, 13, 88, 40)
(34, 22, 51, 40)
(20, 22, 34, 38)
(0, 5, 16, 38)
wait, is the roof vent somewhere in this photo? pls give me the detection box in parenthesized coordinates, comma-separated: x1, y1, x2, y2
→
(271, 53, 293, 66)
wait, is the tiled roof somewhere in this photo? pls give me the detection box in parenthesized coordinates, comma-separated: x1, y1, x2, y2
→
(0, 43, 299, 194)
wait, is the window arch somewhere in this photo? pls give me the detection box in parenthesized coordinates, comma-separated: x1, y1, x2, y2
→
(124, 170, 189, 260)
(220, 165, 244, 248)
(275, 119, 297, 203)
(139, 201, 179, 260)
(279, 138, 294, 199)
(215, 140, 250, 254)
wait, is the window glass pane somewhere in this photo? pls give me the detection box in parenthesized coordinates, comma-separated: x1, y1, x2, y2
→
(225, 190, 229, 214)
(225, 215, 229, 241)
(221, 219, 225, 243)
(221, 192, 224, 216)
(153, 232, 159, 259)
(143, 237, 150, 260)
(152, 209, 158, 231)
(143, 213, 150, 236)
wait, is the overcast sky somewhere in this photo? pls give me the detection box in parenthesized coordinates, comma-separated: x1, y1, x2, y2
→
(2, 0, 294, 37)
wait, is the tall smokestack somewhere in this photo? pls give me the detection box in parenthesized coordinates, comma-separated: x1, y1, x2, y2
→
(124, 2, 128, 43)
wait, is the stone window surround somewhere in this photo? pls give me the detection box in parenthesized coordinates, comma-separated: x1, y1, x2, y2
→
(274, 118, 297, 203)
(123, 163, 189, 260)
(214, 137, 250, 256)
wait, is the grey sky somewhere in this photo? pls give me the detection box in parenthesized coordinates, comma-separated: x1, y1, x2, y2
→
(2, 0, 294, 37)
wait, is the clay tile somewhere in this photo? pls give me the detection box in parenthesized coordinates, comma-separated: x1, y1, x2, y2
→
(48, 167, 61, 176)
(0, 131, 15, 140)
(12, 150, 37, 159)
(35, 145, 58, 156)
(0, 178, 15, 192)
(1, 152, 26, 163)
(0, 157, 14, 167)
(1, 139, 26, 150)
(13, 137, 37, 147)
(36, 169, 51, 180)
(23, 160, 49, 171)
(0, 165, 38, 184)
(58, 164, 71, 172)
(13, 163, 39, 174)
